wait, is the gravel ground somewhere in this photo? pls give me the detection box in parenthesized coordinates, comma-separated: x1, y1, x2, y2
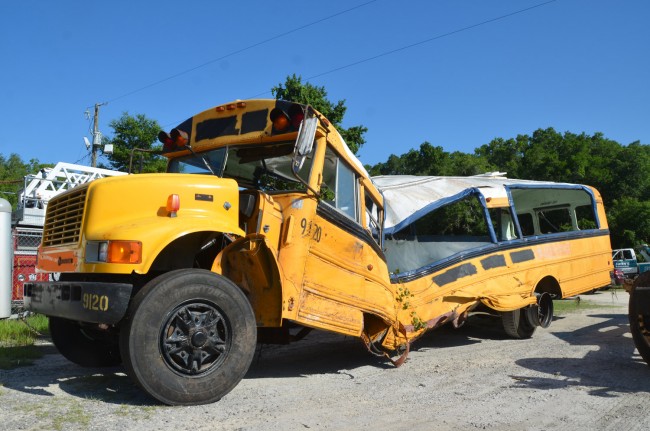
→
(1, 288, 649, 431)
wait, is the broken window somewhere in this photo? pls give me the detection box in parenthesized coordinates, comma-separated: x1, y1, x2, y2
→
(384, 193, 491, 275)
(575, 204, 598, 230)
(365, 191, 382, 246)
(488, 207, 519, 241)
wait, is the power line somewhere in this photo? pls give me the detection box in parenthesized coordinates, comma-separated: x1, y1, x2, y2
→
(248, 0, 558, 98)
(160, 0, 557, 128)
(103, 0, 379, 105)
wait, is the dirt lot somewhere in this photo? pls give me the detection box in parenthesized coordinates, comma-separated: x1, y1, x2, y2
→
(1, 289, 649, 431)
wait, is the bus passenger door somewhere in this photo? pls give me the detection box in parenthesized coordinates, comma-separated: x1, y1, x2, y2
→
(297, 145, 391, 336)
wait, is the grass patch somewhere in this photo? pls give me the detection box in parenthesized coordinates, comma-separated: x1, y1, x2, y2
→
(0, 314, 50, 369)
(0, 314, 49, 345)
(553, 298, 618, 315)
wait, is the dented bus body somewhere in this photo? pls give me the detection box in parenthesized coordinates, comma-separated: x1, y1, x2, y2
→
(23, 99, 612, 405)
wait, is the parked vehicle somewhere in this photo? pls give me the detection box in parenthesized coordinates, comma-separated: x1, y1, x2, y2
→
(612, 247, 650, 279)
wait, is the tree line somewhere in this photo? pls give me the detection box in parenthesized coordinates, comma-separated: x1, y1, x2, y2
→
(1, 75, 647, 249)
(367, 130, 650, 248)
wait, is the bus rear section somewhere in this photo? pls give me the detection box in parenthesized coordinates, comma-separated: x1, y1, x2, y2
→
(374, 174, 613, 340)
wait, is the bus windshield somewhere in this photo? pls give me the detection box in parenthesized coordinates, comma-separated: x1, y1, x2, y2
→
(167, 142, 314, 191)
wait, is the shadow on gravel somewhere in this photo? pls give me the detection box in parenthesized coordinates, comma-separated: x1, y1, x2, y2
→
(245, 331, 391, 379)
(0, 343, 155, 406)
(510, 312, 650, 397)
(4, 306, 641, 405)
(246, 314, 531, 380)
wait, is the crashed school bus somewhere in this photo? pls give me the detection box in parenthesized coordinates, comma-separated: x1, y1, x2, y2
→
(24, 99, 612, 405)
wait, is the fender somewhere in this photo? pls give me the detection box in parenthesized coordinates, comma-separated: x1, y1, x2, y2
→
(213, 233, 284, 327)
(40, 173, 245, 275)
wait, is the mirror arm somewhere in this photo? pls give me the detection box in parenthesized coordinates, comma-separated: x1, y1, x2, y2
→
(292, 164, 321, 199)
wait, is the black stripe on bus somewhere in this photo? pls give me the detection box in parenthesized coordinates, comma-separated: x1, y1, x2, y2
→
(195, 116, 239, 142)
(480, 254, 507, 270)
(433, 263, 478, 287)
(510, 249, 535, 264)
(241, 109, 269, 134)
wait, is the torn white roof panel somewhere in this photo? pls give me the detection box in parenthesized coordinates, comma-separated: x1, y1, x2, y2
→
(371, 174, 579, 233)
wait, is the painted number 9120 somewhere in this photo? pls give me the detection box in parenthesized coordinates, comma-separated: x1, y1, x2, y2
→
(82, 293, 109, 312)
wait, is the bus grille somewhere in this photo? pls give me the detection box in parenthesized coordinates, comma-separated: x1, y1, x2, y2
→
(42, 187, 87, 246)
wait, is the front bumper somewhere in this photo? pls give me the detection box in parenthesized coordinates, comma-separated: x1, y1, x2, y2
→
(23, 281, 133, 325)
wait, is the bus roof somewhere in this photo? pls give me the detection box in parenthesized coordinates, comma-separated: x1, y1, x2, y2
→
(372, 174, 589, 233)
(161, 99, 371, 180)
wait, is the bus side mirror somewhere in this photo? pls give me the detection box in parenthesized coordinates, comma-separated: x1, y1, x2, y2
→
(292, 116, 318, 174)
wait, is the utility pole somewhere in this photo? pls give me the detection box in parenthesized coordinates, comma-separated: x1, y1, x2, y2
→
(90, 102, 107, 168)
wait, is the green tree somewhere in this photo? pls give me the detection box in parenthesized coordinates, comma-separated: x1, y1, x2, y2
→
(368, 142, 493, 177)
(271, 74, 367, 155)
(608, 197, 650, 248)
(371, 126, 650, 248)
(102, 112, 166, 173)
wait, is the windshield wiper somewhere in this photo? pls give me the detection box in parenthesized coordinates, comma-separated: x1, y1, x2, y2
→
(184, 145, 216, 176)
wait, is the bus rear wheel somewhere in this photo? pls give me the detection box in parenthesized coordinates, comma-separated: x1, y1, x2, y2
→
(49, 317, 121, 367)
(501, 308, 536, 339)
(629, 272, 650, 365)
(119, 269, 257, 405)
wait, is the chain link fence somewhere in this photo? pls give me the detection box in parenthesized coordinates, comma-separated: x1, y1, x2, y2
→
(11, 227, 51, 314)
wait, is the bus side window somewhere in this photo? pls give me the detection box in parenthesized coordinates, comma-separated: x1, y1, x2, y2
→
(321, 146, 359, 222)
(364, 192, 382, 246)
(517, 213, 535, 237)
(488, 208, 519, 241)
(575, 204, 598, 230)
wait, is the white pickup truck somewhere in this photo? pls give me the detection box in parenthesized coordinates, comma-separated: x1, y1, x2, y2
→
(612, 246, 650, 279)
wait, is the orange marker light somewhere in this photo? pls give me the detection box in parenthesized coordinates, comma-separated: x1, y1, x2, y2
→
(167, 194, 180, 217)
(107, 241, 142, 264)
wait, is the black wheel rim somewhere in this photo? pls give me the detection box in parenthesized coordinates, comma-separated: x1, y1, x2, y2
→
(160, 300, 231, 376)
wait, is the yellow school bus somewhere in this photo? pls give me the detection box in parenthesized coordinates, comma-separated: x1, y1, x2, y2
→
(23, 99, 612, 405)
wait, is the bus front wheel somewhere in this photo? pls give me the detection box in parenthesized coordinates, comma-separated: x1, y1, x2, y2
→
(119, 269, 257, 405)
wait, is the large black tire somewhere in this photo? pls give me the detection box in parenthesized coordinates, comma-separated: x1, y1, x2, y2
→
(501, 307, 536, 339)
(49, 317, 121, 367)
(119, 269, 257, 406)
(629, 272, 650, 365)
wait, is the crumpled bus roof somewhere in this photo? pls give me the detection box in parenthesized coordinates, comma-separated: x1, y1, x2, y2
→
(371, 174, 579, 234)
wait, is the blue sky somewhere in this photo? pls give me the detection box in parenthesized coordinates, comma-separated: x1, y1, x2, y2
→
(1, 0, 648, 169)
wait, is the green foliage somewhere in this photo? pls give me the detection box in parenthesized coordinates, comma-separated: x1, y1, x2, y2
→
(102, 112, 167, 173)
(370, 127, 648, 248)
(608, 197, 650, 247)
(0, 154, 53, 209)
(272, 74, 367, 155)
